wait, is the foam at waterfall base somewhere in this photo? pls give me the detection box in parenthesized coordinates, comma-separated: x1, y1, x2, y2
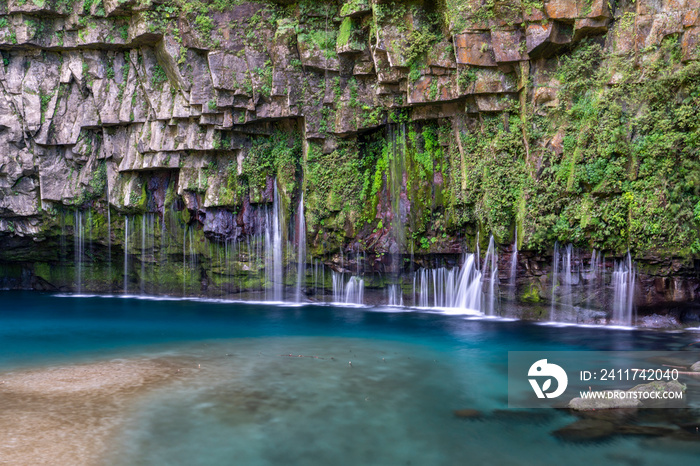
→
(537, 321, 636, 330)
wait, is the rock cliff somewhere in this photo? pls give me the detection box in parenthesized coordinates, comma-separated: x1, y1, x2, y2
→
(0, 0, 698, 317)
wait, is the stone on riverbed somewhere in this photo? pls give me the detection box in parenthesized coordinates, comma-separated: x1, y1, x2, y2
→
(553, 419, 676, 442)
(568, 390, 642, 410)
(568, 380, 686, 410)
(628, 380, 687, 407)
(628, 380, 686, 395)
(453, 409, 483, 419)
(552, 419, 617, 441)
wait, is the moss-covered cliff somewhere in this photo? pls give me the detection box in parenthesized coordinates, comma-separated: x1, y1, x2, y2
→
(0, 0, 699, 310)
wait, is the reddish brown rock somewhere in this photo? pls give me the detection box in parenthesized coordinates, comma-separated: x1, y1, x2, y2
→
(574, 17, 611, 41)
(683, 10, 699, 27)
(526, 23, 553, 54)
(523, 5, 546, 21)
(544, 0, 578, 20)
(454, 408, 483, 419)
(492, 29, 528, 63)
(427, 42, 458, 69)
(582, 0, 611, 18)
(473, 69, 519, 94)
(371, 47, 405, 84)
(407, 75, 456, 104)
(454, 32, 497, 67)
(474, 93, 517, 112)
(681, 26, 700, 61)
(552, 419, 617, 441)
(526, 22, 573, 55)
(636, 0, 664, 16)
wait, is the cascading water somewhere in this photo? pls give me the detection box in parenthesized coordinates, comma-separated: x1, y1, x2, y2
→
(295, 193, 306, 303)
(141, 215, 146, 294)
(453, 254, 483, 312)
(482, 236, 498, 315)
(585, 249, 602, 307)
(182, 225, 198, 295)
(412, 253, 482, 313)
(265, 184, 284, 302)
(386, 284, 403, 306)
(123, 216, 130, 294)
(509, 232, 518, 301)
(74, 210, 84, 294)
(549, 243, 559, 321)
(387, 124, 406, 271)
(612, 252, 636, 326)
(344, 276, 364, 305)
(331, 271, 364, 305)
(561, 244, 575, 306)
(414, 267, 457, 308)
(332, 271, 344, 303)
(550, 244, 579, 321)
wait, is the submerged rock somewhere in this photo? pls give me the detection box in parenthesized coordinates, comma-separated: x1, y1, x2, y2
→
(453, 409, 483, 419)
(552, 419, 617, 441)
(568, 390, 642, 410)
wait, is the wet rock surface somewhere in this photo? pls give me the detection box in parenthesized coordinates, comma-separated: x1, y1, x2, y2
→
(0, 0, 698, 314)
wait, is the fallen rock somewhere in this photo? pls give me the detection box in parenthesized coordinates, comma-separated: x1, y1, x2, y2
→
(453, 409, 483, 419)
(691, 361, 700, 372)
(675, 421, 700, 435)
(568, 390, 643, 410)
(490, 409, 555, 424)
(552, 419, 617, 441)
(572, 407, 638, 423)
(628, 380, 687, 407)
(617, 425, 676, 437)
(628, 380, 687, 394)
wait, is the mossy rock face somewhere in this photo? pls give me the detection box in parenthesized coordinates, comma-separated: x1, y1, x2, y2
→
(516, 305, 550, 321)
(0, 0, 700, 304)
(520, 282, 544, 304)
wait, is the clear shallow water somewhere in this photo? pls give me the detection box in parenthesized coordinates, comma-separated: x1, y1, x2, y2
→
(1, 291, 700, 465)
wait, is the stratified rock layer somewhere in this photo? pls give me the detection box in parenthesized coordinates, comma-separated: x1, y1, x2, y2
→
(0, 0, 698, 311)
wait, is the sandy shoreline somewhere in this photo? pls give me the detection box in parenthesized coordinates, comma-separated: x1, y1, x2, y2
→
(0, 357, 196, 465)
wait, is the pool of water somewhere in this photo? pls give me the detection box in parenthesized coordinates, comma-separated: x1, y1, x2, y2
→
(1, 291, 700, 465)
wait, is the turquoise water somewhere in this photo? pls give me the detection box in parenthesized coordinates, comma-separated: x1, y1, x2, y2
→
(2, 291, 700, 465)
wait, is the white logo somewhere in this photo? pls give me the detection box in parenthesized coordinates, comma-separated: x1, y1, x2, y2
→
(528, 359, 568, 399)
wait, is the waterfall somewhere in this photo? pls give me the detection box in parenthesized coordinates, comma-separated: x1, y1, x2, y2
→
(107, 206, 112, 291)
(74, 210, 83, 293)
(182, 225, 198, 295)
(265, 184, 283, 302)
(482, 236, 498, 315)
(124, 216, 129, 294)
(612, 252, 636, 326)
(313, 260, 325, 300)
(585, 249, 600, 307)
(550, 244, 578, 321)
(141, 215, 146, 294)
(412, 253, 483, 313)
(332, 271, 344, 303)
(345, 276, 364, 304)
(182, 224, 187, 294)
(106, 181, 112, 292)
(561, 244, 575, 312)
(550, 242, 559, 321)
(386, 284, 403, 306)
(295, 193, 306, 303)
(388, 124, 406, 267)
(509, 231, 518, 301)
(331, 272, 364, 305)
(453, 254, 482, 312)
